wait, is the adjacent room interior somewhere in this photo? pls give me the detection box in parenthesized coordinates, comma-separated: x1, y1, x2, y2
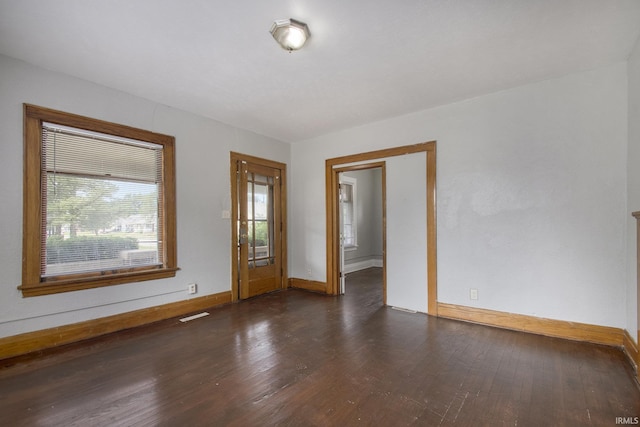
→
(0, 0, 640, 424)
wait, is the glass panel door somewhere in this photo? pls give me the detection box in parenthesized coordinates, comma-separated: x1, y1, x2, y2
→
(238, 161, 282, 299)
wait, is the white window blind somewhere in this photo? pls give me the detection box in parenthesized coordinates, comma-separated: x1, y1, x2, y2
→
(41, 122, 163, 277)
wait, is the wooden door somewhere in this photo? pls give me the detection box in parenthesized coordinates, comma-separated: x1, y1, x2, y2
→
(237, 160, 283, 299)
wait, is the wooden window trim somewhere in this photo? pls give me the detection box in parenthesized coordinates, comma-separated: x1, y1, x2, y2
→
(20, 104, 178, 297)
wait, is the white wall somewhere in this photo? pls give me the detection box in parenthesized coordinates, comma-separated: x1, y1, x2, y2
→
(627, 36, 640, 342)
(291, 63, 628, 327)
(385, 154, 427, 312)
(0, 55, 290, 339)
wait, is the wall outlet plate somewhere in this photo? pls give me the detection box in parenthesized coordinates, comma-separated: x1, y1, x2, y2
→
(470, 288, 478, 300)
(188, 283, 197, 294)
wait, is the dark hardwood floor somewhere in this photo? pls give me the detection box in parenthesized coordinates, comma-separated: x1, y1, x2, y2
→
(1, 267, 638, 426)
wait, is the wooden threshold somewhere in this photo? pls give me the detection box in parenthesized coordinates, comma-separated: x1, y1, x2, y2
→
(0, 291, 231, 360)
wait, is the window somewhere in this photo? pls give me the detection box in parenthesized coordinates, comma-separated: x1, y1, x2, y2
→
(21, 104, 178, 297)
(340, 176, 357, 248)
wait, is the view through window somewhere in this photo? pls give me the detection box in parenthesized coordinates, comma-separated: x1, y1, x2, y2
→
(340, 176, 357, 248)
(43, 122, 163, 276)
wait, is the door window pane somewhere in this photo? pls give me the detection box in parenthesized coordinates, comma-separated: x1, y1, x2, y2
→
(247, 176, 274, 263)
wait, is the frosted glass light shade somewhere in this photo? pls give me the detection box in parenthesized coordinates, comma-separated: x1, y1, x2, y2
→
(270, 19, 310, 51)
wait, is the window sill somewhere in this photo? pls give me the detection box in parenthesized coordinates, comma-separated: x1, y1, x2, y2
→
(18, 267, 180, 297)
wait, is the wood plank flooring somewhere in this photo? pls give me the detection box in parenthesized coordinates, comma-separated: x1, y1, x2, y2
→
(1, 267, 639, 426)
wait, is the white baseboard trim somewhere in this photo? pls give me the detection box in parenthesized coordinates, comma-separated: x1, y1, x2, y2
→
(344, 258, 383, 274)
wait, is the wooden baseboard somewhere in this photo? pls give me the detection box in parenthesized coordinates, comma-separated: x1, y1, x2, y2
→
(437, 302, 623, 347)
(0, 291, 232, 361)
(623, 329, 638, 373)
(289, 278, 327, 293)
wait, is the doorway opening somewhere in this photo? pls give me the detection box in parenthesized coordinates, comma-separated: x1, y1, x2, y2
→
(338, 165, 385, 304)
(230, 152, 287, 301)
(325, 142, 437, 315)
(343, 267, 385, 311)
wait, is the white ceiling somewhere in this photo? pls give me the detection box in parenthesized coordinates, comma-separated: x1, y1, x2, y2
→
(1, 1, 639, 143)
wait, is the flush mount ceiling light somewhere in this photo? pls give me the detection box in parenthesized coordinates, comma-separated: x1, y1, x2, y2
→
(270, 18, 310, 52)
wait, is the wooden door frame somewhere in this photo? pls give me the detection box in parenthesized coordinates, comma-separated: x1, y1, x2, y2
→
(325, 141, 437, 315)
(230, 152, 288, 302)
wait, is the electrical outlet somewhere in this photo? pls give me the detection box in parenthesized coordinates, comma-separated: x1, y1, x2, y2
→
(307, 265, 312, 277)
(469, 288, 478, 300)
(188, 283, 197, 294)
